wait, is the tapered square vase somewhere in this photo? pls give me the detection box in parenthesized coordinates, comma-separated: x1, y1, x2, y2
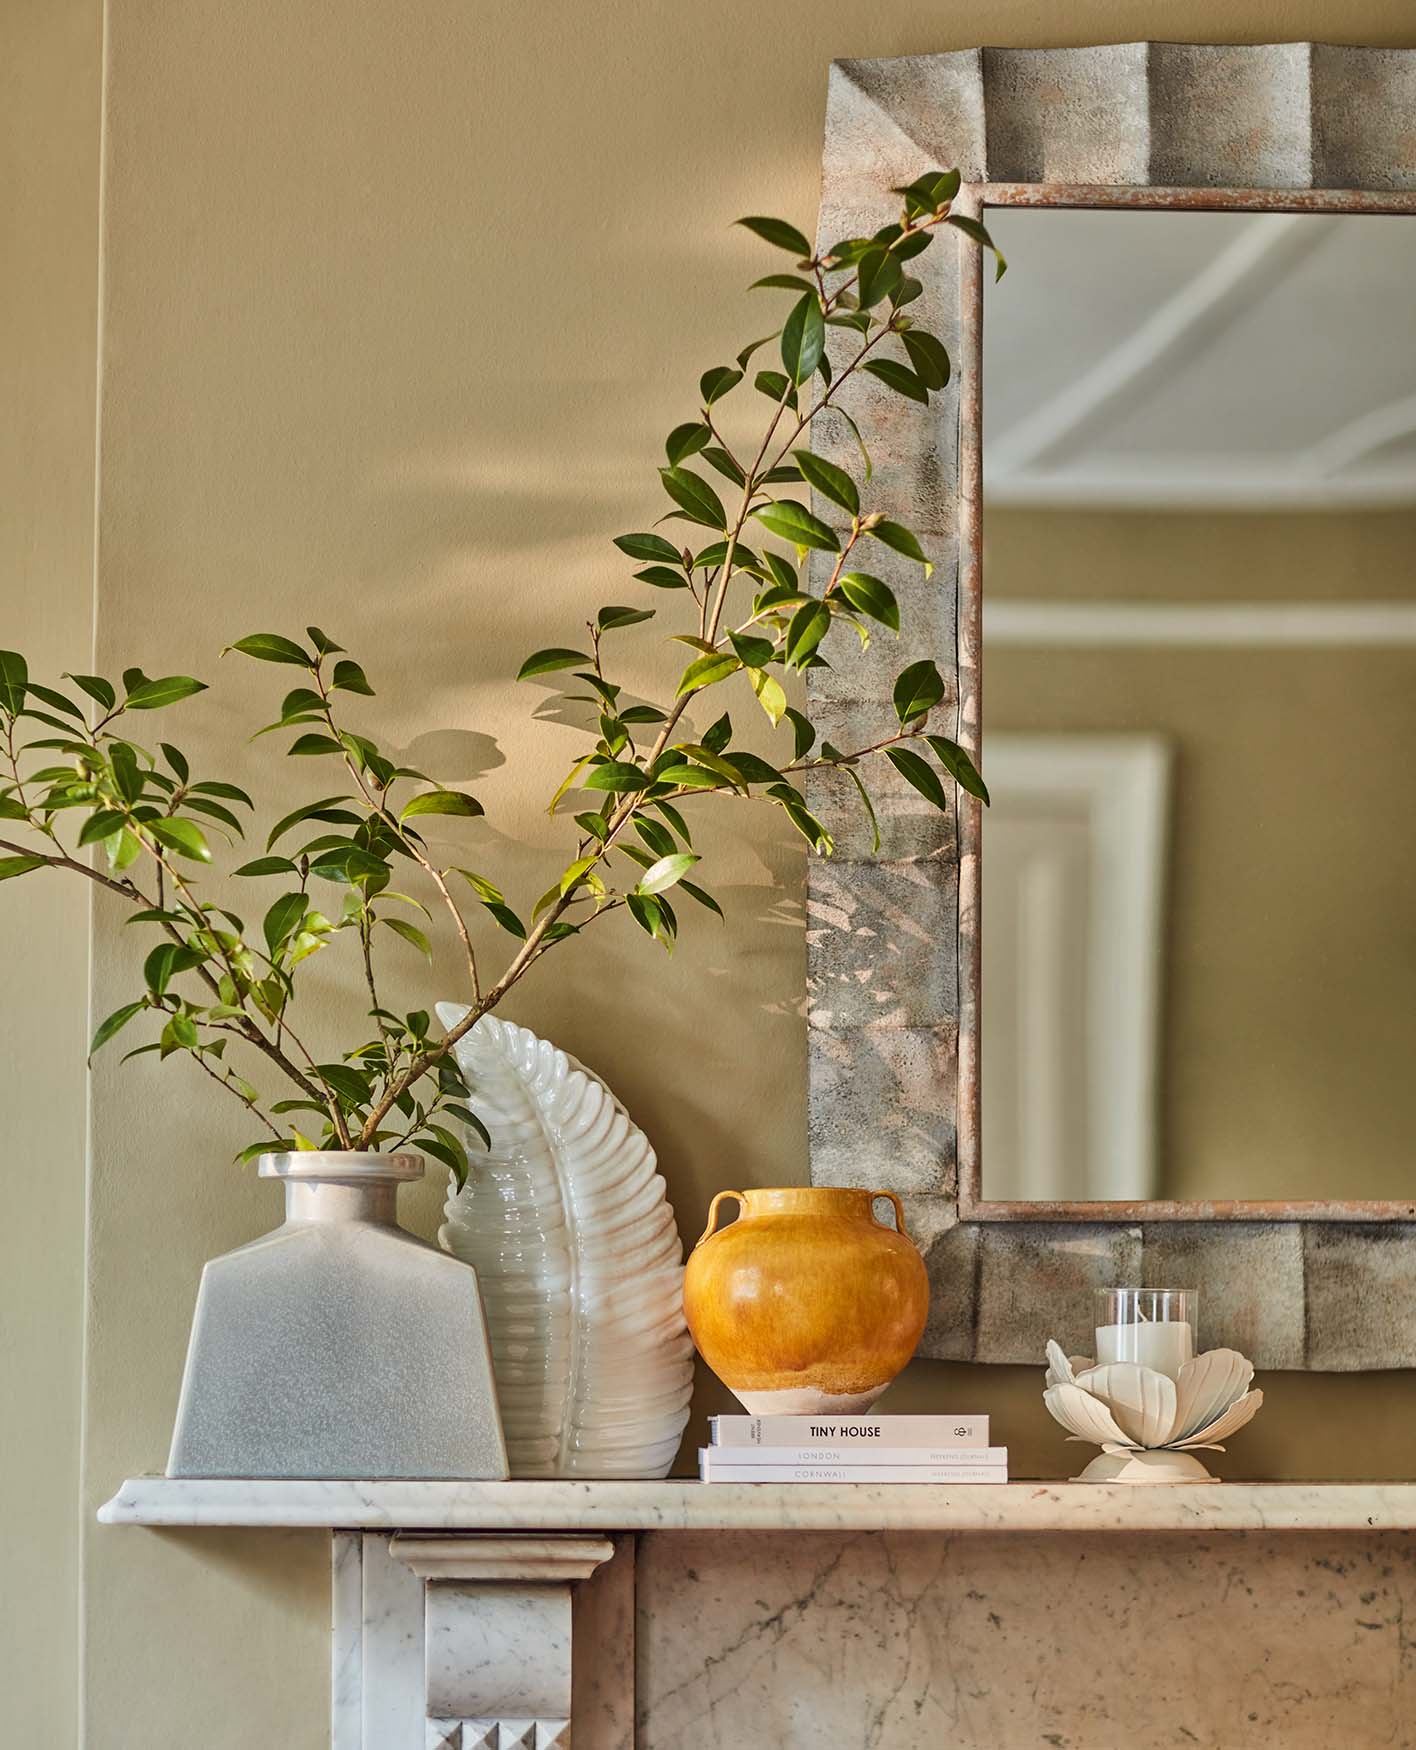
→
(166, 1152, 508, 1479)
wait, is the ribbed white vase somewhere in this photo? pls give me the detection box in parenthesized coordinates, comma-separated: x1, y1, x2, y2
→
(436, 1005, 694, 1478)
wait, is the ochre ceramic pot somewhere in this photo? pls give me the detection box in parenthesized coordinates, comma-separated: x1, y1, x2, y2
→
(682, 1186, 930, 1414)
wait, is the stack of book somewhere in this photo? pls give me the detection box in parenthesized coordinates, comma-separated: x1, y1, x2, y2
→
(700, 1414, 1007, 1483)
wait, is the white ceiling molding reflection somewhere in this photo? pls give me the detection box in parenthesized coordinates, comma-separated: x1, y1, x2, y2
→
(983, 209, 1416, 509)
(985, 600, 1416, 646)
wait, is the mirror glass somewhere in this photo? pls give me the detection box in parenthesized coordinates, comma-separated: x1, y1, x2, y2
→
(980, 207, 1416, 1203)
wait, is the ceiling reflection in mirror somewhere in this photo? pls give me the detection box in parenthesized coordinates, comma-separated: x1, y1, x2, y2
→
(979, 208, 1416, 1204)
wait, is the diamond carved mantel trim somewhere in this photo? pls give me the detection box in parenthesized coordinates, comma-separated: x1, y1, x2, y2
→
(805, 43, 1416, 1372)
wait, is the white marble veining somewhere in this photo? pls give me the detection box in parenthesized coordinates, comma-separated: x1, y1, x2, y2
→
(99, 1475, 1416, 1533)
(637, 1527, 1416, 1748)
(361, 1530, 428, 1748)
(426, 1584, 571, 1720)
(331, 1532, 363, 1749)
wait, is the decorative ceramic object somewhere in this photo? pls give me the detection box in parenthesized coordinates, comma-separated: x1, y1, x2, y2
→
(683, 1186, 929, 1414)
(436, 1005, 694, 1478)
(167, 1153, 507, 1479)
(1043, 1339, 1264, 1483)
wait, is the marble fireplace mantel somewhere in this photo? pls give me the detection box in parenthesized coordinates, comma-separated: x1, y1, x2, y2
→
(100, 1478, 1416, 1748)
(100, 1475, 1416, 1534)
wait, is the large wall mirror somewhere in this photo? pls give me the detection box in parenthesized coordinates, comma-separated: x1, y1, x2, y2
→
(808, 44, 1416, 1367)
(979, 204, 1416, 1210)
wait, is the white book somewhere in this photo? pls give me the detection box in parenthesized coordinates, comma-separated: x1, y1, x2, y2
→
(700, 1445, 1007, 1469)
(700, 1458, 1008, 1485)
(710, 1414, 988, 1448)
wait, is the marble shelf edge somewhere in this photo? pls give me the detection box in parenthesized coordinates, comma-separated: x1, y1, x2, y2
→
(98, 1477, 1416, 1534)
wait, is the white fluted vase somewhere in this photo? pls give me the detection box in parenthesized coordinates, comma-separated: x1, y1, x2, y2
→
(436, 1005, 695, 1478)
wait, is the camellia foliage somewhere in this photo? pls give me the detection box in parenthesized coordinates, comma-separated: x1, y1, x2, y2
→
(0, 169, 996, 1178)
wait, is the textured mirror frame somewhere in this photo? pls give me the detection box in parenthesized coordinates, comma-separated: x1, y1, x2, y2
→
(805, 43, 1416, 1370)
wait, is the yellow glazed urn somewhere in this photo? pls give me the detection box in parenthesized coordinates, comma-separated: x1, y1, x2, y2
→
(682, 1187, 930, 1414)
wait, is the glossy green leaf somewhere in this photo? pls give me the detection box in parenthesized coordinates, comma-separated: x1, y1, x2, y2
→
(287, 733, 343, 756)
(837, 572, 899, 631)
(77, 808, 128, 847)
(947, 212, 1007, 279)
(596, 605, 656, 631)
(308, 845, 389, 887)
(675, 651, 741, 697)
(517, 647, 591, 680)
(784, 707, 815, 759)
(892, 659, 945, 726)
(900, 329, 951, 390)
(780, 293, 825, 385)
(750, 500, 839, 554)
(123, 675, 208, 710)
(792, 450, 859, 517)
(926, 734, 990, 804)
(751, 273, 815, 293)
(90, 1000, 147, 1057)
(659, 466, 726, 530)
(753, 369, 797, 410)
(729, 632, 776, 669)
(698, 365, 743, 406)
(225, 633, 312, 666)
(191, 780, 254, 807)
(67, 672, 114, 711)
(749, 668, 787, 726)
(868, 519, 933, 573)
(305, 627, 345, 655)
(331, 659, 375, 695)
(399, 789, 484, 821)
(147, 817, 212, 862)
(234, 855, 299, 877)
(862, 358, 929, 403)
(582, 761, 652, 793)
(382, 916, 432, 959)
(263, 891, 308, 956)
(634, 565, 690, 590)
(317, 1063, 373, 1109)
(637, 851, 700, 895)
(0, 853, 45, 881)
(736, 215, 812, 257)
(784, 600, 831, 669)
(887, 744, 949, 810)
(614, 532, 682, 565)
(142, 943, 204, 995)
(665, 422, 711, 465)
(856, 247, 902, 308)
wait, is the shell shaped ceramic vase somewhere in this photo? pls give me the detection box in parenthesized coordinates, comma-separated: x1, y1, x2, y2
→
(436, 1005, 694, 1478)
(683, 1186, 930, 1414)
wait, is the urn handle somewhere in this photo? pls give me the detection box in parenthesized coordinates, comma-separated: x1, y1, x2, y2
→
(870, 1189, 911, 1240)
(695, 1188, 745, 1248)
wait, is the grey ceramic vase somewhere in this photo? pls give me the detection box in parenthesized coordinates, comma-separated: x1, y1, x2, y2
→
(166, 1152, 508, 1479)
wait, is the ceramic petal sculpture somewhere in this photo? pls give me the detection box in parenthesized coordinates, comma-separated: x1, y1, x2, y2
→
(1043, 1339, 1263, 1483)
(436, 1005, 694, 1478)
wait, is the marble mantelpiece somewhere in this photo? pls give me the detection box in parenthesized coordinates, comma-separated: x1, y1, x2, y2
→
(99, 1475, 1416, 1533)
(102, 1479, 1416, 1747)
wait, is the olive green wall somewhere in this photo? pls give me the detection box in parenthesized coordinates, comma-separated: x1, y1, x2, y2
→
(6, 5, 1416, 1747)
(1, 2, 100, 1746)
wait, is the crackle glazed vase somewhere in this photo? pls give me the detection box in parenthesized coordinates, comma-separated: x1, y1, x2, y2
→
(683, 1186, 930, 1414)
(167, 1152, 508, 1480)
(437, 1007, 695, 1478)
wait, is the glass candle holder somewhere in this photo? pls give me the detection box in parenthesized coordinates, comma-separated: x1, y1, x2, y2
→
(1093, 1288, 1197, 1380)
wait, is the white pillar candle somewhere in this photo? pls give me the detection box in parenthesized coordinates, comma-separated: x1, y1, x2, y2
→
(1093, 1319, 1194, 1380)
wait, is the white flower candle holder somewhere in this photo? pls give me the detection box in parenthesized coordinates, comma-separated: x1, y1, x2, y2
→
(1043, 1288, 1263, 1483)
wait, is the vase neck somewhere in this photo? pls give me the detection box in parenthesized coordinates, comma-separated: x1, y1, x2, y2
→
(282, 1180, 401, 1226)
(742, 1187, 876, 1220)
(257, 1150, 421, 1227)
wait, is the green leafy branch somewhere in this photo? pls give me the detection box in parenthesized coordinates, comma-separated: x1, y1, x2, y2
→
(0, 166, 995, 1179)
